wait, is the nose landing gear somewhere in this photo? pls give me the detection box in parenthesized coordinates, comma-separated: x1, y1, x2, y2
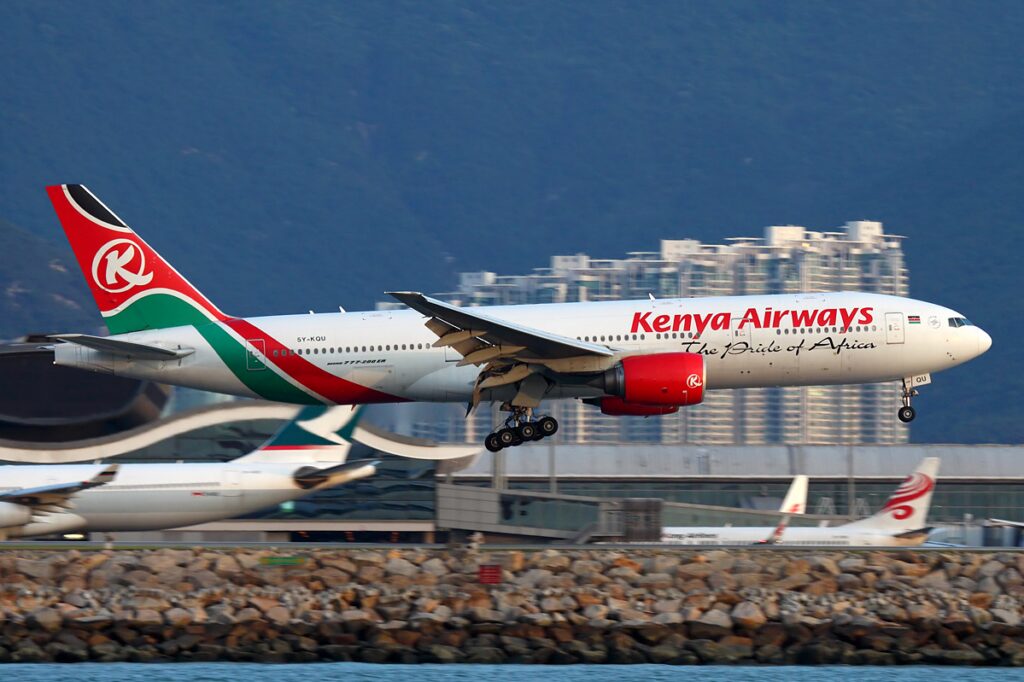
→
(898, 378, 918, 423)
(483, 407, 559, 452)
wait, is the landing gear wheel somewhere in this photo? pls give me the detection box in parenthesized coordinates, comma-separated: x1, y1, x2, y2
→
(538, 416, 559, 437)
(898, 378, 920, 424)
(485, 433, 503, 452)
(497, 428, 516, 447)
(517, 423, 537, 441)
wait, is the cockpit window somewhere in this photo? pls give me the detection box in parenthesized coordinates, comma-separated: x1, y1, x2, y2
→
(948, 317, 973, 328)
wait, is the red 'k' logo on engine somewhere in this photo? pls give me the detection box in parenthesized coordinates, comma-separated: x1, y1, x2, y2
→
(880, 473, 934, 520)
(91, 239, 153, 294)
(686, 373, 703, 389)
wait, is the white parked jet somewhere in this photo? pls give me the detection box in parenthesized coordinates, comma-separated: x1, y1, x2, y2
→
(45, 185, 991, 451)
(0, 407, 477, 539)
(662, 458, 940, 547)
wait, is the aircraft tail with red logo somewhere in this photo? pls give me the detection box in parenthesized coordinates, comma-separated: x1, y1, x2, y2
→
(46, 184, 228, 335)
(778, 474, 808, 515)
(843, 457, 940, 531)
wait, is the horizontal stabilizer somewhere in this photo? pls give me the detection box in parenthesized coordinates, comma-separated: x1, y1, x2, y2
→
(50, 334, 194, 360)
(893, 527, 933, 539)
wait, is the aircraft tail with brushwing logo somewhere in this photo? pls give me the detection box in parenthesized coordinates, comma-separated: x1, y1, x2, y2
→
(843, 457, 940, 532)
(46, 184, 228, 334)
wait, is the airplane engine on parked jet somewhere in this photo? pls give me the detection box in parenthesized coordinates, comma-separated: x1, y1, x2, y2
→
(0, 502, 33, 529)
(600, 352, 706, 409)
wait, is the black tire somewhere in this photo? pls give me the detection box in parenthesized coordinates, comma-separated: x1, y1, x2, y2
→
(517, 423, 537, 440)
(898, 406, 916, 423)
(538, 416, 559, 436)
(497, 428, 516, 447)
(485, 433, 503, 452)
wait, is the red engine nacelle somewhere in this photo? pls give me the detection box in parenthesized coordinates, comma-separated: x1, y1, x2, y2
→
(598, 397, 680, 416)
(603, 352, 706, 406)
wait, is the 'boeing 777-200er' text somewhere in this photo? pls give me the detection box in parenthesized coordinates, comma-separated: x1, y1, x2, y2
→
(45, 185, 991, 451)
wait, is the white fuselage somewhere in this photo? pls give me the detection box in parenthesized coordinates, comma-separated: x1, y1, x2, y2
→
(0, 462, 315, 537)
(661, 525, 928, 548)
(53, 292, 991, 405)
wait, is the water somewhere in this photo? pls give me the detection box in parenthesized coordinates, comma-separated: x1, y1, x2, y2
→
(0, 664, 1016, 682)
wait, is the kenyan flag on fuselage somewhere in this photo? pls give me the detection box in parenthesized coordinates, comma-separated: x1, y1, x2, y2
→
(46, 184, 403, 407)
(908, 315, 921, 324)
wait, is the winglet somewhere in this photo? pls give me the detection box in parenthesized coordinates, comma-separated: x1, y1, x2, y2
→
(86, 464, 120, 488)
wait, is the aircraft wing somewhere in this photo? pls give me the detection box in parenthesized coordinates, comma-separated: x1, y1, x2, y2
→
(387, 291, 614, 364)
(50, 334, 194, 360)
(0, 464, 119, 508)
(988, 518, 1024, 528)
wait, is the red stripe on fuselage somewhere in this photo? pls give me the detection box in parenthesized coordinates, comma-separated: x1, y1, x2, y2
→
(223, 318, 409, 405)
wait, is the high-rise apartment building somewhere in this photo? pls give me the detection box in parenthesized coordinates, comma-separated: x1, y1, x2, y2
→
(384, 221, 909, 445)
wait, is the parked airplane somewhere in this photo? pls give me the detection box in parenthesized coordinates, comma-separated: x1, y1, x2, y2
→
(662, 458, 940, 547)
(0, 406, 477, 539)
(45, 185, 991, 452)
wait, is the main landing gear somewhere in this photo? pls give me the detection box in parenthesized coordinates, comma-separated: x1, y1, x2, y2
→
(484, 407, 558, 452)
(898, 378, 918, 423)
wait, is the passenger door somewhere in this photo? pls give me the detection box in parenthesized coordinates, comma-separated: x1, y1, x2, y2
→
(885, 312, 905, 344)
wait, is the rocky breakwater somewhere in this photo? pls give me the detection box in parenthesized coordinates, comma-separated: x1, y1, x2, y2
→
(1, 548, 1023, 665)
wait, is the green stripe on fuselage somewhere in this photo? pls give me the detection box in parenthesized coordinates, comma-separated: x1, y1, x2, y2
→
(102, 292, 320, 404)
(196, 323, 321, 404)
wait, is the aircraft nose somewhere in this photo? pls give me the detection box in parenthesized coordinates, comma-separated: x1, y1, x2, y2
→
(977, 327, 992, 355)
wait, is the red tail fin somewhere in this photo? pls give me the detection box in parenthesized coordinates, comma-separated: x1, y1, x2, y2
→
(46, 184, 227, 334)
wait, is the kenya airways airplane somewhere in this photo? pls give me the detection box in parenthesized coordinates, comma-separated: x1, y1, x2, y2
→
(662, 458, 940, 547)
(45, 185, 991, 452)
